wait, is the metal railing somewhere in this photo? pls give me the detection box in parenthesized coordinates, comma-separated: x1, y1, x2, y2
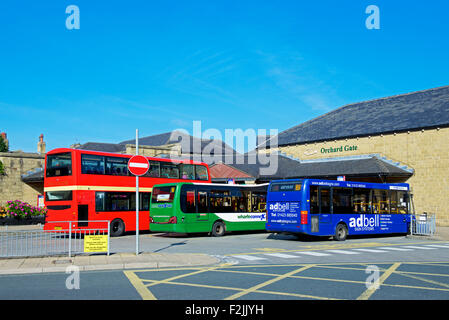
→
(0, 221, 110, 258)
(411, 213, 436, 236)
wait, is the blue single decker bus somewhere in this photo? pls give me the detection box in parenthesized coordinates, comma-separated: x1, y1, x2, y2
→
(266, 179, 412, 241)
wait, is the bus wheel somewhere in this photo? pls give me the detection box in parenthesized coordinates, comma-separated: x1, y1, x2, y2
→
(110, 219, 125, 237)
(334, 223, 348, 241)
(211, 221, 226, 237)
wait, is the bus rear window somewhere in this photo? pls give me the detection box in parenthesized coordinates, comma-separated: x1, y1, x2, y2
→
(46, 153, 72, 177)
(45, 191, 73, 201)
(270, 183, 302, 192)
(152, 186, 176, 203)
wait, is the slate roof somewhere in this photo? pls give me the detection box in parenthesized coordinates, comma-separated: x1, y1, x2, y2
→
(261, 85, 449, 147)
(21, 168, 44, 183)
(210, 152, 414, 181)
(75, 142, 126, 153)
(77, 130, 236, 155)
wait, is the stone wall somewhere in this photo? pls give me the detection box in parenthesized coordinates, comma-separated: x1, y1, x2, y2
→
(0, 152, 45, 207)
(276, 127, 449, 226)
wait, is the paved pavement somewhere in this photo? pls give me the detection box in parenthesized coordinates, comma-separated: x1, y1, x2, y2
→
(0, 226, 447, 275)
(0, 252, 220, 275)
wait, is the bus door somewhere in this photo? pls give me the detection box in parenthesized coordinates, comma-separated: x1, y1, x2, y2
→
(318, 186, 333, 233)
(196, 191, 209, 222)
(77, 191, 90, 227)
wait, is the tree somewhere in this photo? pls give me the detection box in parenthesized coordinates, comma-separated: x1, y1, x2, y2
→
(0, 135, 8, 152)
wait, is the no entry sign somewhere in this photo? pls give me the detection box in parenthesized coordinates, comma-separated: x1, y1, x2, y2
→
(127, 155, 149, 176)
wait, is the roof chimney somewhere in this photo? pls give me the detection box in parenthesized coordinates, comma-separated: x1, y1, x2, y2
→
(37, 134, 46, 154)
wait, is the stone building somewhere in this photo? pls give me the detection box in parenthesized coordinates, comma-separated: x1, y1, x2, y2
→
(0, 134, 47, 207)
(0, 151, 45, 207)
(258, 85, 449, 226)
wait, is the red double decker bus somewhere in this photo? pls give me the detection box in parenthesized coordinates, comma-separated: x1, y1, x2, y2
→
(43, 148, 211, 236)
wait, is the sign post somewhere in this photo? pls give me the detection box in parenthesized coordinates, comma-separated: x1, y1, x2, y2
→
(127, 129, 149, 255)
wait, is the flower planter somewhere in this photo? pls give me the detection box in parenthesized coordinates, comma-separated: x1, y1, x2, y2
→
(0, 216, 46, 226)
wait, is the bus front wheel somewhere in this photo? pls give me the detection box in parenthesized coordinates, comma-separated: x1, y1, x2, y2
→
(211, 221, 226, 237)
(110, 219, 125, 237)
(333, 223, 348, 241)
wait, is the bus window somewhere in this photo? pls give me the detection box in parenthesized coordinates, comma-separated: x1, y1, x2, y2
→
(320, 188, 331, 213)
(180, 186, 196, 213)
(144, 161, 160, 177)
(195, 165, 209, 181)
(130, 193, 151, 211)
(353, 188, 371, 214)
(332, 188, 353, 214)
(105, 156, 129, 176)
(95, 192, 150, 211)
(180, 164, 195, 180)
(397, 191, 409, 214)
(372, 189, 390, 214)
(390, 190, 409, 214)
(310, 186, 319, 214)
(46, 152, 72, 177)
(197, 191, 208, 213)
(390, 190, 398, 214)
(251, 192, 266, 212)
(161, 163, 179, 179)
(210, 189, 226, 212)
(230, 190, 246, 212)
(81, 154, 105, 175)
(96, 192, 105, 211)
(152, 186, 176, 203)
(108, 193, 130, 211)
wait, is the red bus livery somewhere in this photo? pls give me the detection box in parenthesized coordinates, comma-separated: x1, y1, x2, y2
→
(43, 148, 211, 236)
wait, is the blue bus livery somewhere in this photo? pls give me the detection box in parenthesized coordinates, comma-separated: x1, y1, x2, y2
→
(266, 179, 412, 241)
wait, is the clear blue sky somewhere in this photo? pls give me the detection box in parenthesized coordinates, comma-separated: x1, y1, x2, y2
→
(1, 0, 448, 153)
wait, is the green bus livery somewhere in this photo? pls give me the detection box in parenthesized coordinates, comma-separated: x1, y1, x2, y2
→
(149, 182, 268, 236)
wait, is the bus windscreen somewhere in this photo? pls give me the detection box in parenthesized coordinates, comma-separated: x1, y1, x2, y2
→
(152, 186, 176, 203)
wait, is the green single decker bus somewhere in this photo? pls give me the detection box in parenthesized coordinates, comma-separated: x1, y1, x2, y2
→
(149, 182, 268, 236)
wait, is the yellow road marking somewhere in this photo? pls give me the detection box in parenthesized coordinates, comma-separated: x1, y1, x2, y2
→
(125, 261, 449, 301)
(123, 270, 157, 300)
(357, 262, 401, 300)
(224, 264, 314, 300)
(142, 277, 338, 300)
(124, 263, 231, 300)
(396, 272, 449, 289)
(143, 265, 228, 288)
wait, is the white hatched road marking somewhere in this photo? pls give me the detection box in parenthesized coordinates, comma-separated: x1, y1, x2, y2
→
(402, 246, 436, 250)
(379, 247, 414, 251)
(326, 249, 360, 255)
(353, 248, 388, 253)
(295, 251, 331, 257)
(425, 244, 449, 248)
(231, 243, 449, 262)
(231, 255, 267, 261)
(263, 253, 299, 259)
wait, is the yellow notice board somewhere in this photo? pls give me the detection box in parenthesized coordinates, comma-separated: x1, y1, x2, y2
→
(84, 235, 109, 253)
